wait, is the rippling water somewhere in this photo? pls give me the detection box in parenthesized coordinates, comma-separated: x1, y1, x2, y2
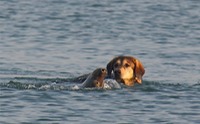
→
(0, 0, 200, 123)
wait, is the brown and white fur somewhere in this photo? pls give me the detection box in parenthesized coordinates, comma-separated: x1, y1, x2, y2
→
(106, 56, 145, 86)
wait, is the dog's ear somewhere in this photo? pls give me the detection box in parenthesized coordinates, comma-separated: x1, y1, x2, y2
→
(134, 59, 145, 84)
(106, 57, 116, 78)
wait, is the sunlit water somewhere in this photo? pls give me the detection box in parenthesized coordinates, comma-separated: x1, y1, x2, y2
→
(0, 0, 200, 123)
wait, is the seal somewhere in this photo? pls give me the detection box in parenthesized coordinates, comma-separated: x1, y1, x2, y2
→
(82, 68, 107, 88)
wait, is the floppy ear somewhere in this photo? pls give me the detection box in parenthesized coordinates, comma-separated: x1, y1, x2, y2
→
(106, 58, 116, 78)
(134, 59, 145, 84)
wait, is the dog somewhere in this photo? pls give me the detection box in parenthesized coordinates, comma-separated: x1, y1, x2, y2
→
(106, 56, 145, 86)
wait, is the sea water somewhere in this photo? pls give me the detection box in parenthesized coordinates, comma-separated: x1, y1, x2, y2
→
(0, 0, 200, 123)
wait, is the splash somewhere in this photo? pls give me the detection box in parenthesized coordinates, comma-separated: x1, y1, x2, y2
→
(0, 80, 121, 91)
(0, 78, 199, 92)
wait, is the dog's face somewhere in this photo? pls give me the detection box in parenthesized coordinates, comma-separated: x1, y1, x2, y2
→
(106, 56, 145, 86)
(112, 59, 134, 82)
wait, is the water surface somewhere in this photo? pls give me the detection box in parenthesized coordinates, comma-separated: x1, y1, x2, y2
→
(0, 0, 200, 123)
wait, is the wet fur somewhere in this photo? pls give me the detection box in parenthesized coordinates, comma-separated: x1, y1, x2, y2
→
(106, 56, 145, 86)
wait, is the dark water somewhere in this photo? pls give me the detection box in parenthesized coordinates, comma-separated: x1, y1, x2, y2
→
(0, 0, 200, 123)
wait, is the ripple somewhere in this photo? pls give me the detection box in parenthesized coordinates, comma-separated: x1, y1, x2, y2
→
(0, 0, 200, 123)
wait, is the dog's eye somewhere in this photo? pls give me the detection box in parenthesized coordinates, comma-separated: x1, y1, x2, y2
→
(125, 63, 130, 67)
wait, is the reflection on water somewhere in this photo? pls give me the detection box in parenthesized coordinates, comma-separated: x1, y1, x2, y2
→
(0, 0, 200, 123)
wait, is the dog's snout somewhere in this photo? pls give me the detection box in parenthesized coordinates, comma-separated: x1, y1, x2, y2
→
(114, 70, 121, 75)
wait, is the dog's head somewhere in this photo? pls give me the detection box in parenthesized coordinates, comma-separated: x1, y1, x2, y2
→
(106, 56, 145, 86)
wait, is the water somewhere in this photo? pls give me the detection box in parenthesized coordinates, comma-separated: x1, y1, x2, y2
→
(0, 0, 200, 123)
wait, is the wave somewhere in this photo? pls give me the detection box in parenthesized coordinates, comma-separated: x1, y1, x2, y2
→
(0, 78, 199, 92)
(0, 81, 81, 91)
(135, 80, 200, 92)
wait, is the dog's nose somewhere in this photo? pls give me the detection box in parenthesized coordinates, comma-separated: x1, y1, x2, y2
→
(114, 70, 121, 75)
